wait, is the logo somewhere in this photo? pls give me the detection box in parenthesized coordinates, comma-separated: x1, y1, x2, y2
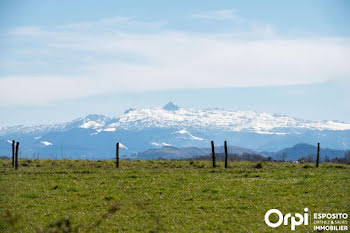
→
(265, 208, 349, 231)
(264, 208, 309, 230)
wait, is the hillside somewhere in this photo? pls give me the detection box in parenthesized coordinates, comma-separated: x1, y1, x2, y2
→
(261, 143, 346, 161)
(136, 145, 256, 160)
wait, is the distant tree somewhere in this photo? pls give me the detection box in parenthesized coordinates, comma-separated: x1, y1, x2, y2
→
(344, 150, 350, 162)
(231, 154, 239, 161)
(326, 151, 350, 164)
(306, 154, 315, 162)
(298, 157, 306, 163)
(299, 154, 314, 163)
(278, 152, 288, 161)
(324, 155, 330, 162)
(344, 150, 350, 161)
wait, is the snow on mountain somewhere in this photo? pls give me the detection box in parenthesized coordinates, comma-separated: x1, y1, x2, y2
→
(103, 128, 116, 132)
(0, 123, 68, 136)
(107, 106, 350, 133)
(40, 141, 53, 146)
(1, 102, 350, 159)
(90, 129, 102, 135)
(78, 114, 109, 129)
(1, 103, 350, 136)
(152, 142, 173, 147)
(119, 143, 128, 150)
(80, 121, 104, 129)
(172, 129, 204, 140)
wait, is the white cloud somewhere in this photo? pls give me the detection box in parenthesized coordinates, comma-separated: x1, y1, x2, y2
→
(1, 14, 350, 106)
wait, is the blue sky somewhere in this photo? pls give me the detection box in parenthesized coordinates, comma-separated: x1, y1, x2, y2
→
(0, 0, 349, 126)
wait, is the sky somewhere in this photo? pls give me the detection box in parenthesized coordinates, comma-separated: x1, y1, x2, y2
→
(0, 0, 350, 126)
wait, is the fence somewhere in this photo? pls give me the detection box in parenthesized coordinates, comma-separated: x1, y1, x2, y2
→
(8, 140, 322, 170)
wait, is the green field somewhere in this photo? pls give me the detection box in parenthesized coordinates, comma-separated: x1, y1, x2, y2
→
(0, 160, 349, 232)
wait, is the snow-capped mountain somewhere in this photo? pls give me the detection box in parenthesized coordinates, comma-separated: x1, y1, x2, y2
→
(0, 102, 349, 159)
(95, 105, 350, 133)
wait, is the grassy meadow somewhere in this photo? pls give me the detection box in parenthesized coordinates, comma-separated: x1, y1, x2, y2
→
(0, 159, 349, 232)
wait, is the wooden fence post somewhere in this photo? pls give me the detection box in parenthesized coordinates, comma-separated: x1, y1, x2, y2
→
(224, 141, 228, 169)
(12, 140, 15, 168)
(116, 142, 119, 168)
(211, 141, 216, 168)
(316, 142, 320, 168)
(15, 142, 19, 170)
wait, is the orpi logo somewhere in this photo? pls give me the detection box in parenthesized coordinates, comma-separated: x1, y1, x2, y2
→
(264, 208, 309, 231)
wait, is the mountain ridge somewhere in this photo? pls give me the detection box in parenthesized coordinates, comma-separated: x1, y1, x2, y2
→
(136, 145, 257, 160)
(2, 103, 350, 135)
(0, 102, 350, 159)
(261, 143, 346, 161)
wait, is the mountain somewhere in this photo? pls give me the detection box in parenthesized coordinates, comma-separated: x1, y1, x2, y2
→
(162, 101, 180, 111)
(136, 145, 256, 160)
(261, 143, 346, 161)
(0, 102, 350, 159)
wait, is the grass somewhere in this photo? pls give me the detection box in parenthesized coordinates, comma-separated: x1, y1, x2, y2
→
(0, 159, 349, 232)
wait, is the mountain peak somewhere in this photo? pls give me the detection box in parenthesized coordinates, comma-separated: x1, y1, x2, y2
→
(124, 108, 136, 114)
(83, 114, 107, 121)
(163, 102, 180, 111)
